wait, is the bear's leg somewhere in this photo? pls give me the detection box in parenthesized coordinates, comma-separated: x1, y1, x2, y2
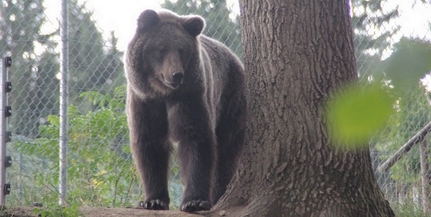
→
(166, 98, 215, 212)
(128, 96, 171, 210)
(212, 94, 246, 204)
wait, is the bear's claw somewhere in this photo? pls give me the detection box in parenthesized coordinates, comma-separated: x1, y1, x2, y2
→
(138, 199, 168, 210)
(180, 200, 211, 212)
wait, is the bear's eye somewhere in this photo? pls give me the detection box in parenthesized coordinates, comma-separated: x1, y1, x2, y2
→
(149, 47, 165, 54)
(179, 48, 190, 58)
(157, 48, 167, 55)
(152, 48, 166, 60)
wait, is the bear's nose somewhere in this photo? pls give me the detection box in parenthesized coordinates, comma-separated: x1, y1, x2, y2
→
(172, 72, 184, 84)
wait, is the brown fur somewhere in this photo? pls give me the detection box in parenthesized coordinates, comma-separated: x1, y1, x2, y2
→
(125, 9, 246, 212)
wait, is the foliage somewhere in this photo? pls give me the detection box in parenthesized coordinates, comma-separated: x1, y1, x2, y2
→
(326, 44, 431, 207)
(327, 35, 431, 152)
(33, 204, 81, 217)
(8, 85, 184, 208)
(0, 0, 125, 136)
(374, 87, 431, 148)
(392, 202, 430, 217)
(1, 0, 127, 206)
(12, 86, 140, 207)
(373, 85, 431, 184)
(370, 36, 431, 184)
(380, 37, 431, 92)
(0, 0, 57, 137)
(68, 0, 125, 110)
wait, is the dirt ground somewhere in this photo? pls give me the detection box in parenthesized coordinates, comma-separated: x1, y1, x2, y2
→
(0, 206, 244, 217)
(1, 206, 200, 217)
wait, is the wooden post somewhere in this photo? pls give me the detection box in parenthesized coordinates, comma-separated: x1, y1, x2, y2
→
(420, 138, 429, 212)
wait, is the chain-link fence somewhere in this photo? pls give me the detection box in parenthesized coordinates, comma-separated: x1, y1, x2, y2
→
(0, 0, 431, 212)
(352, 0, 431, 213)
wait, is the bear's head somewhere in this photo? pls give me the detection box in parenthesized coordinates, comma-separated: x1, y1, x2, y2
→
(125, 9, 205, 98)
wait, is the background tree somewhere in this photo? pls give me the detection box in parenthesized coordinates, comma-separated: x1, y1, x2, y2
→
(370, 36, 431, 205)
(99, 31, 125, 93)
(351, 0, 399, 78)
(212, 1, 395, 216)
(0, 0, 57, 138)
(68, 0, 124, 111)
(1, 0, 127, 207)
(380, 37, 431, 90)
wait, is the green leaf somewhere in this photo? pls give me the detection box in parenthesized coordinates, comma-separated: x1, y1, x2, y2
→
(326, 84, 395, 149)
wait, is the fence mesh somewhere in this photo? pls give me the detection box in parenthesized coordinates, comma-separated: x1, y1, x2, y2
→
(0, 0, 431, 211)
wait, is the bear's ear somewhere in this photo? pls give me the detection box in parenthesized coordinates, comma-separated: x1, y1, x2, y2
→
(137, 10, 160, 33)
(182, 16, 205, 37)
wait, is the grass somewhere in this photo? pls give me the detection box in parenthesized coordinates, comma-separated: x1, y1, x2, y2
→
(392, 202, 430, 217)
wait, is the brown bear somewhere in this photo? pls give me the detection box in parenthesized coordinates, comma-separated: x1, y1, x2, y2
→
(124, 9, 246, 212)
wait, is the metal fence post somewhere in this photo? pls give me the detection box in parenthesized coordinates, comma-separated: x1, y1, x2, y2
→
(59, 0, 69, 206)
(0, 57, 12, 207)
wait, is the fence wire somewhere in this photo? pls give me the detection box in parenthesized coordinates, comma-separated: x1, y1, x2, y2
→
(0, 0, 430, 211)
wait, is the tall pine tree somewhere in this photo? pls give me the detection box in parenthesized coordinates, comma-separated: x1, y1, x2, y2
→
(68, 0, 124, 109)
(0, 0, 58, 137)
(351, 0, 399, 78)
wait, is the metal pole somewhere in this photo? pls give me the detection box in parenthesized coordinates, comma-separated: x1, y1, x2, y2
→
(59, 0, 69, 206)
(0, 57, 12, 207)
(0, 59, 6, 206)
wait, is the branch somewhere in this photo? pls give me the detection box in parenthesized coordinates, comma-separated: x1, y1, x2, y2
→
(377, 121, 431, 173)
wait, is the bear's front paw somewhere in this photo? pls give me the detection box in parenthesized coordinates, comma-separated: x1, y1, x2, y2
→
(138, 199, 169, 210)
(180, 200, 211, 212)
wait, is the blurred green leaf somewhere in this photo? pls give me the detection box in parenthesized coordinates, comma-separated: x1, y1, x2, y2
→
(326, 84, 395, 149)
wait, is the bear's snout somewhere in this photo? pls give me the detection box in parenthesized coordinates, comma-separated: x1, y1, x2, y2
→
(160, 50, 185, 89)
(162, 71, 184, 89)
(163, 71, 184, 89)
(172, 71, 184, 85)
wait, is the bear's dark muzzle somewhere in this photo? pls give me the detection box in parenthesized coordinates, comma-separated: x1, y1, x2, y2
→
(162, 71, 184, 89)
(172, 71, 184, 84)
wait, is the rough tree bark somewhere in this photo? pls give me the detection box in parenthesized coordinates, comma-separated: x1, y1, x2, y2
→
(212, 1, 395, 216)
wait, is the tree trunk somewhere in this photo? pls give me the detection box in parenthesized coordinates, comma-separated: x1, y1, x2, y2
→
(213, 1, 395, 216)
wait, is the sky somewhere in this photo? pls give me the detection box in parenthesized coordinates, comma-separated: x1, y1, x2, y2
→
(42, 0, 430, 53)
(43, 0, 163, 51)
(73, 0, 169, 50)
(43, 0, 240, 51)
(389, 1, 431, 41)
